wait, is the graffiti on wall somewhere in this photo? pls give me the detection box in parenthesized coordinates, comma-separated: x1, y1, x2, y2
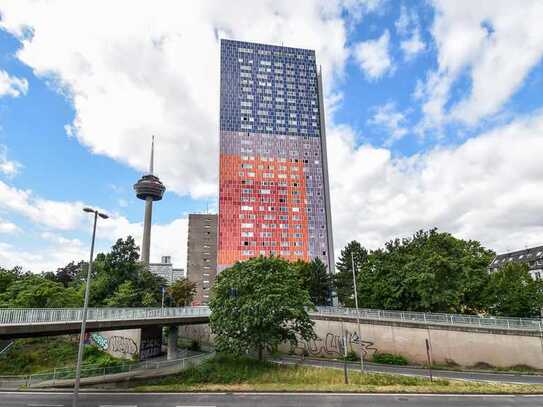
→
(89, 333, 138, 356)
(293, 330, 378, 358)
(140, 336, 162, 360)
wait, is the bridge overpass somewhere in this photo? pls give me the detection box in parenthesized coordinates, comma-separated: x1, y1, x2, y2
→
(0, 305, 541, 339)
(0, 307, 210, 339)
(2, 306, 543, 368)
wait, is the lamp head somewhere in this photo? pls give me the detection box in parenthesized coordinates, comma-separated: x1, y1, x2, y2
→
(83, 207, 94, 213)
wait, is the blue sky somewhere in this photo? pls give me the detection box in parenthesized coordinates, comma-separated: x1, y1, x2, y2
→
(0, 0, 542, 271)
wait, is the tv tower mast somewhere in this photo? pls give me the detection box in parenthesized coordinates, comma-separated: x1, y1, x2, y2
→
(133, 136, 165, 265)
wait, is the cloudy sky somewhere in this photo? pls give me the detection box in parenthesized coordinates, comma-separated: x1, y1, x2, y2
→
(0, 0, 542, 271)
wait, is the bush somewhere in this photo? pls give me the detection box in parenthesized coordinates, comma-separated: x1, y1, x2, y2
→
(83, 344, 124, 367)
(372, 353, 408, 365)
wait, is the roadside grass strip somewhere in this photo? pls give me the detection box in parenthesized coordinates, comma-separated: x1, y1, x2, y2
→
(125, 355, 543, 394)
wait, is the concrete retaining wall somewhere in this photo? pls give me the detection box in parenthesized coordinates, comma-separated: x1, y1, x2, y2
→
(87, 326, 162, 360)
(179, 320, 543, 369)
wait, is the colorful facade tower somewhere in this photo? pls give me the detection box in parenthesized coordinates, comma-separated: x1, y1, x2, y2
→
(218, 39, 334, 273)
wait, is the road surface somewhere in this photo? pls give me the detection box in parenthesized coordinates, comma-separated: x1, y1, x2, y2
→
(1, 391, 543, 406)
(276, 356, 543, 385)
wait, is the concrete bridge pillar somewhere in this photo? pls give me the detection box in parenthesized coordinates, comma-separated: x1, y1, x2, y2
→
(167, 325, 178, 360)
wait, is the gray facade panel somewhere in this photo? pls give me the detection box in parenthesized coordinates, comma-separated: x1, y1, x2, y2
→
(187, 214, 218, 305)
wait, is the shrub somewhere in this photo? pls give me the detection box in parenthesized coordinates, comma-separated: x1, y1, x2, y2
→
(372, 353, 408, 365)
(83, 344, 124, 367)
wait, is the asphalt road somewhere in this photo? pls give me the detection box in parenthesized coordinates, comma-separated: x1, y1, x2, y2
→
(2, 392, 543, 407)
(276, 356, 543, 385)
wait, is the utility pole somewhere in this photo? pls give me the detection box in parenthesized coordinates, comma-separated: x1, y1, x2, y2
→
(73, 207, 108, 407)
(351, 251, 364, 373)
(342, 331, 349, 384)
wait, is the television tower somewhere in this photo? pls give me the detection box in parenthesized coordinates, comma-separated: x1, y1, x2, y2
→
(133, 136, 165, 265)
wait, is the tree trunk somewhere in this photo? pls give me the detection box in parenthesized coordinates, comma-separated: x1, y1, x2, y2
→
(258, 344, 263, 361)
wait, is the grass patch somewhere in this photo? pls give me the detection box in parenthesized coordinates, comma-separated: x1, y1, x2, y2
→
(130, 354, 543, 394)
(0, 336, 126, 375)
(372, 352, 409, 366)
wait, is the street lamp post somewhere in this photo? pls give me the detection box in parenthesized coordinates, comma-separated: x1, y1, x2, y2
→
(72, 207, 109, 407)
(351, 251, 365, 373)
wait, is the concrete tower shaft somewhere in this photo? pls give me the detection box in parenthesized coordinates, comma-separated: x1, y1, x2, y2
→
(133, 136, 166, 265)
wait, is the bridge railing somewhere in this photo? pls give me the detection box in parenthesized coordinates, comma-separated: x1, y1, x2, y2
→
(0, 351, 215, 389)
(311, 306, 543, 332)
(0, 306, 211, 325)
(1, 305, 541, 333)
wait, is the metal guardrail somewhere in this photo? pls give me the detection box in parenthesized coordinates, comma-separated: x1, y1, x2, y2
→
(311, 306, 543, 332)
(0, 352, 215, 388)
(0, 306, 211, 325)
(1, 305, 541, 332)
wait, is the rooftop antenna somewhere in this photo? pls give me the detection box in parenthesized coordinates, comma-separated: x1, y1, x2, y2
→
(149, 135, 155, 175)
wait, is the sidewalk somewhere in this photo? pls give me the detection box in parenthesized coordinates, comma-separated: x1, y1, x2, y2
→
(31, 352, 215, 389)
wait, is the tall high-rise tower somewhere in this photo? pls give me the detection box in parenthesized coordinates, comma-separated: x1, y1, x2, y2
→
(134, 136, 166, 265)
(218, 39, 334, 272)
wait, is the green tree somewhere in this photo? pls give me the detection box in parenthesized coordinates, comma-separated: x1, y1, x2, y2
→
(483, 262, 543, 317)
(134, 268, 165, 306)
(356, 229, 494, 313)
(141, 291, 158, 307)
(54, 261, 85, 287)
(334, 241, 368, 306)
(293, 258, 332, 306)
(209, 256, 316, 360)
(105, 281, 138, 307)
(0, 266, 25, 293)
(0, 276, 82, 308)
(168, 278, 197, 306)
(86, 236, 165, 307)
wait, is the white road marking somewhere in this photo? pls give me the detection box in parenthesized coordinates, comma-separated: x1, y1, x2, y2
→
(27, 404, 64, 407)
(3, 391, 539, 397)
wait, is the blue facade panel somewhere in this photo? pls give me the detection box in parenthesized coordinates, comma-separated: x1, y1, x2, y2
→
(220, 39, 321, 137)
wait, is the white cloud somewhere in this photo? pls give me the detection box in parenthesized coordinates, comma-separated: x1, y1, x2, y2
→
(0, 0, 367, 199)
(395, 5, 411, 35)
(0, 69, 28, 97)
(418, 0, 543, 129)
(0, 219, 18, 234)
(0, 177, 188, 270)
(353, 30, 394, 80)
(0, 145, 21, 177)
(368, 102, 408, 145)
(0, 180, 85, 230)
(328, 111, 543, 255)
(99, 215, 188, 269)
(400, 29, 425, 60)
(395, 5, 426, 60)
(0, 232, 86, 272)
